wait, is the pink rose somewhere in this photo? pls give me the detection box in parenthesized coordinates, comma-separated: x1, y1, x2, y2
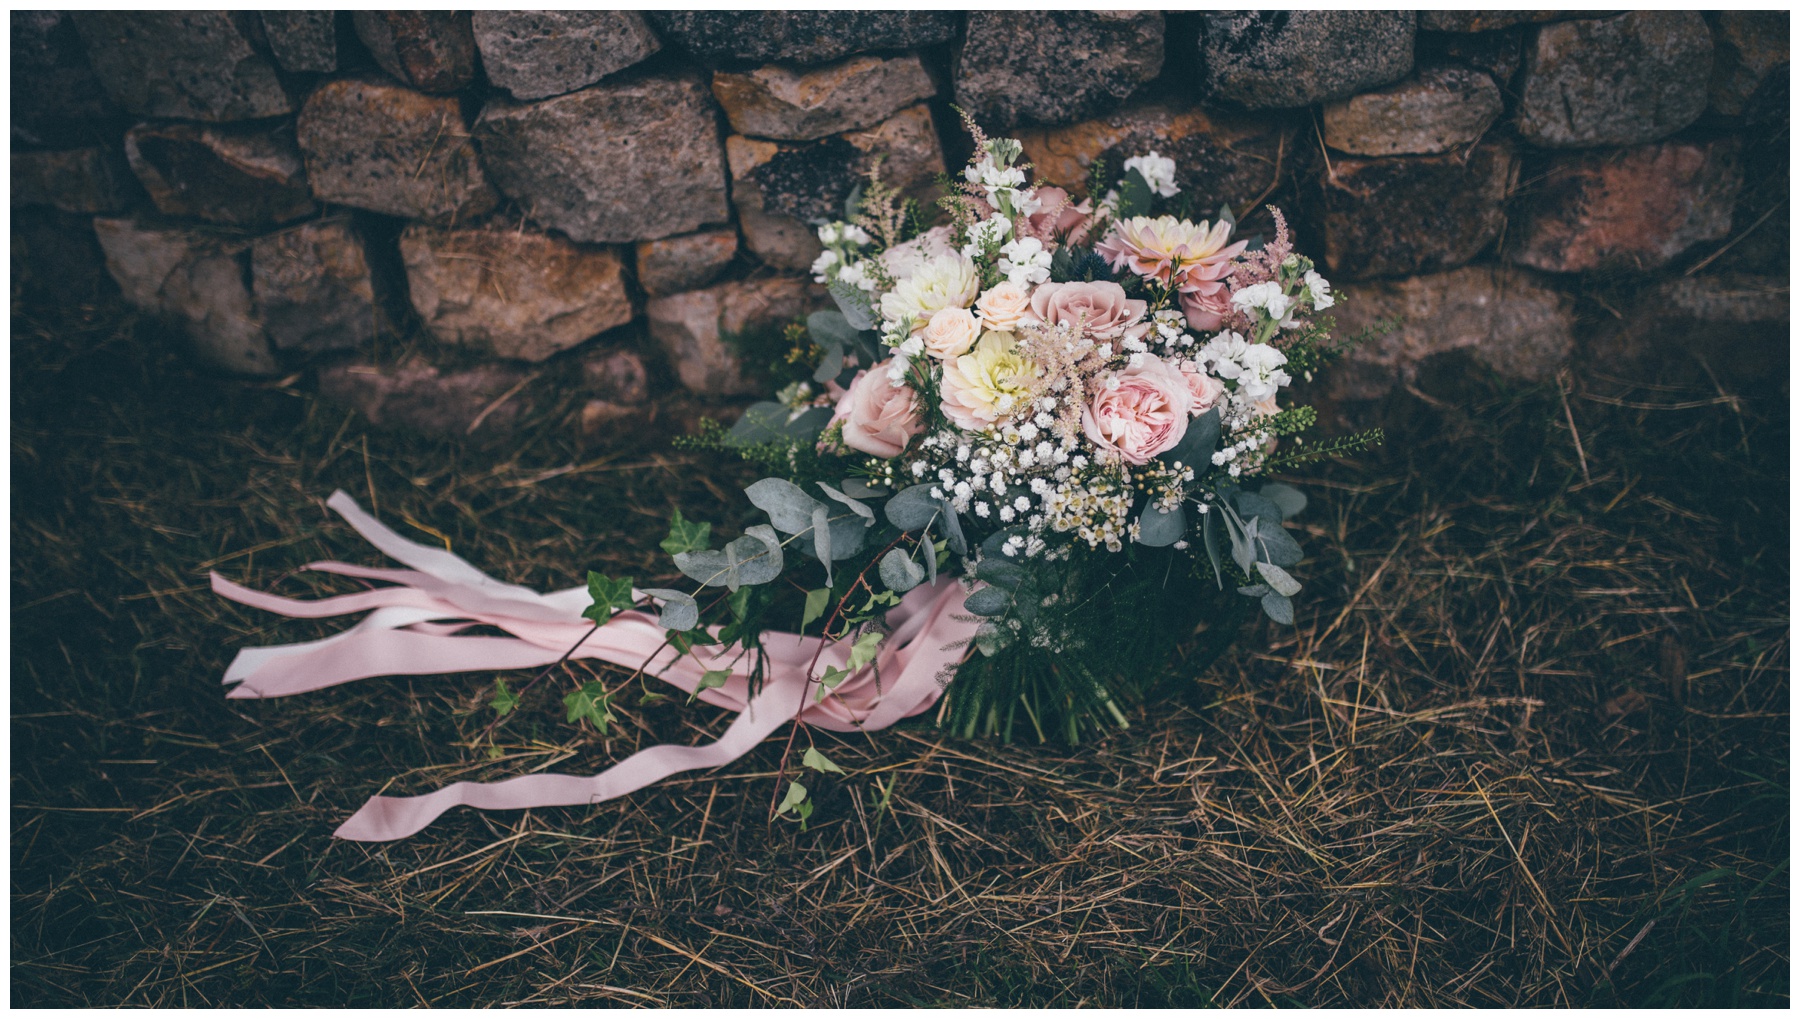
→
(1027, 281, 1148, 342)
(1081, 356, 1193, 465)
(1023, 186, 1091, 241)
(1179, 283, 1233, 332)
(833, 362, 923, 459)
(1177, 360, 1225, 413)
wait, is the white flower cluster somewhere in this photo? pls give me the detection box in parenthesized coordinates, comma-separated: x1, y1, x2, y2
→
(810, 221, 875, 290)
(1122, 151, 1180, 198)
(1200, 332, 1292, 402)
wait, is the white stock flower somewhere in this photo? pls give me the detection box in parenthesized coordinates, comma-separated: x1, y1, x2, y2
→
(960, 213, 1013, 259)
(835, 261, 877, 292)
(1235, 343, 1292, 401)
(809, 248, 840, 283)
(1304, 270, 1335, 310)
(997, 236, 1051, 286)
(1231, 281, 1291, 321)
(1123, 151, 1180, 198)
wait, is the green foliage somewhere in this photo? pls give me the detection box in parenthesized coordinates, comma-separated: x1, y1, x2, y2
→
(562, 682, 616, 734)
(659, 508, 711, 556)
(802, 588, 832, 630)
(802, 747, 845, 775)
(582, 572, 635, 624)
(689, 669, 730, 704)
(489, 678, 519, 717)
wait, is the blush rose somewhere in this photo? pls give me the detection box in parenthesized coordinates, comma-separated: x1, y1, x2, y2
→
(1081, 356, 1194, 464)
(833, 362, 924, 459)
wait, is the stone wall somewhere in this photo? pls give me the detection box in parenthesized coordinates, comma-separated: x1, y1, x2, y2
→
(13, 11, 1789, 437)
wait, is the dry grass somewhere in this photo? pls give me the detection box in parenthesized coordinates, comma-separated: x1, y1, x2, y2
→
(11, 292, 1788, 1007)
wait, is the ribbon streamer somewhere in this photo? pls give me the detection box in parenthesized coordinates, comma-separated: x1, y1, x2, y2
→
(212, 490, 980, 841)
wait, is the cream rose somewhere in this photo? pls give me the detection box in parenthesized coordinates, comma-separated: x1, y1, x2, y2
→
(920, 306, 981, 361)
(938, 332, 1034, 431)
(974, 280, 1033, 332)
(833, 362, 923, 459)
(1081, 356, 1193, 465)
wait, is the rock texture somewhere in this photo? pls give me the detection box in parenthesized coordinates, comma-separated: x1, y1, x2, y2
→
(401, 225, 634, 362)
(1417, 27, 1525, 84)
(1418, 12, 1572, 33)
(1516, 12, 1713, 148)
(318, 357, 538, 437)
(260, 11, 338, 73)
(125, 122, 315, 226)
(71, 12, 292, 122)
(955, 11, 1165, 128)
(12, 208, 113, 303)
(581, 347, 651, 404)
(728, 105, 946, 270)
(1016, 103, 1293, 215)
(352, 11, 477, 94)
(1330, 266, 1576, 399)
(1323, 67, 1503, 156)
(472, 11, 662, 100)
(712, 55, 936, 141)
(13, 147, 137, 214)
(92, 216, 278, 376)
(1509, 140, 1743, 273)
(646, 12, 957, 66)
(11, 11, 117, 128)
(475, 74, 729, 244)
(1709, 12, 1791, 117)
(647, 278, 817, 395)
(1201, 12, 1415, 110)
(251, 219, 379, 354)
(297, 77, 497, 223)
(636, 229, 740, 298)
(1316, 142, 1517, 279)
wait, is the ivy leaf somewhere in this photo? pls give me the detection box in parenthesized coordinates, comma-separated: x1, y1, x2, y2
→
(815, 665, 850, 702)
(642, 588, 699, 631)
(582, 572, 635, 625)
(668, 628, 720, 655)
(802, 588, 832, 630)
(689, 669, 730, 704)
(490, 678, 519, 717)
(563, 682, 616, 734)
(802, 747, 846, 775)
(776, 780, 809, 816)
(660, 508, 711, 556)
(847, 631, 883, 672)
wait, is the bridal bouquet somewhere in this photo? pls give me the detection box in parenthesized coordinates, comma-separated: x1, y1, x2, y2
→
(213, 120, 1375, 840)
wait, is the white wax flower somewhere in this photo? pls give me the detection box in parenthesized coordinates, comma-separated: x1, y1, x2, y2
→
(1235, 343, 1292, 400)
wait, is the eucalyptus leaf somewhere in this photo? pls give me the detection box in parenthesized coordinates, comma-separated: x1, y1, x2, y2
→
(826, 284, 877, 330)
(884, 484, 941, 531)
(1259, 482, 1307, 520)
(726, 404, 832, 447)
(879, 547, 925, 593)
(1261, 591, 1295, 625)
(938, 497, 967, 556)
(642, 588, 699, 631)
(1232, 490, 1286, 529)
(812, 342, 845, 384)
(816, 482, 874, 524)
(1252, 518, 1305, 568)
(674, 548, 732, 588)
(1237, 583, 1271, 598)
(1158, 406, 1220, 469)
(1225, 514, 1256, 574)
(746, 477, 823, 534)
(807, 310, 859, 348)
(839, 478, 889, 500)
(1255, 561, 1302, 597)
(812, 505, 832, 584)
(963, 585, 1012, 617)
(1135, 503, 1186, 546)
(724, 525, 784, 588)
(1118, 167, 1154, 219)
(922, 526, 938, 587)
(1201, 508, 1224, 588)
(974, 555, 1027, 591)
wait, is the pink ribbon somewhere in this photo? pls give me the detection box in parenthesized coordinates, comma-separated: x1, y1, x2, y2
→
(213, 490, 980, 841)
